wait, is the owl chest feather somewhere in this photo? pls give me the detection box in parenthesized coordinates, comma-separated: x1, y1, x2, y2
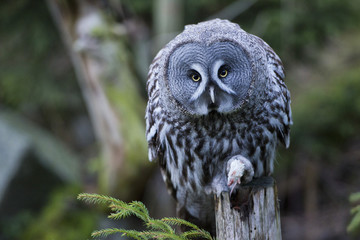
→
(158, 110, 277, 199)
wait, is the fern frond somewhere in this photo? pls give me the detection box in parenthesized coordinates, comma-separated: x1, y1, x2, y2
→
(162, 217, 200, 230)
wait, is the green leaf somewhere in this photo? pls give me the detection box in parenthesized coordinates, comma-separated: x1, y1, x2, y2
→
(350, 192, 360, 203)
(351, 205, 360, 215)
(347, 212, 360, 235)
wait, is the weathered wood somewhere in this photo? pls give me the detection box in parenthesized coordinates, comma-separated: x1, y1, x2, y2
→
(215, 177, 282, 239)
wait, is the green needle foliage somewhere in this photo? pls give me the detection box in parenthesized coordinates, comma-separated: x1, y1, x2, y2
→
(77, 193, 214, 240)
(348, 192, 360, 236)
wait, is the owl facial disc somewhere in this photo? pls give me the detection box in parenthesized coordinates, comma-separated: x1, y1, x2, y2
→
(167, 41, 252, 116)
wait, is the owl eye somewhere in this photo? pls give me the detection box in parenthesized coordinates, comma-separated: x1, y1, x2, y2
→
(218, 66, 229, 78)
(189, 71, 201, 82)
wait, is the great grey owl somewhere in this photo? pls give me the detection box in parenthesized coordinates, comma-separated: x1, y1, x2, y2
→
(145, 19, 292, 235)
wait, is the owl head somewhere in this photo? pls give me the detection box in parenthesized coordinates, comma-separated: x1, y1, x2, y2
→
(156, 19, 270, 116)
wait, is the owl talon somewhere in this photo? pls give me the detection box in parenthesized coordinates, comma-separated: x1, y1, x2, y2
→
(227, 156, 254, 195)
(230, 182, 237, 195)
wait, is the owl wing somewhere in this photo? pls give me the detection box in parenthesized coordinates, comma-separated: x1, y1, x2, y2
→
(145, 50, 164, 162)
(252, 34, 292, 148)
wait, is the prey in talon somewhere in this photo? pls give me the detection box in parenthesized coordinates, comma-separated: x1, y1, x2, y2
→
(227, 156, 254, 195)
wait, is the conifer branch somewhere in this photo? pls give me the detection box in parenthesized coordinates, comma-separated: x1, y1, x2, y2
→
(78, 193, 123, 206)
(180, 230, 213, 239)
(92, 229, 145, 240)
(162, 217, 200, 230)
(140, 231, 184, 240)
(147, 219, 175, 233)
(78, 193, 215, 240)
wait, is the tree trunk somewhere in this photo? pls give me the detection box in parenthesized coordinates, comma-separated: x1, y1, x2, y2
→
(47, 0, 149, 196)
(215, 177, 282, 239)
(153, 0, 183, 51)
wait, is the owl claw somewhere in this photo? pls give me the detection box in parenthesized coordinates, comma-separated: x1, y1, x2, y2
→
(227, 156, 254, 195)
(230, 182, 237, 195)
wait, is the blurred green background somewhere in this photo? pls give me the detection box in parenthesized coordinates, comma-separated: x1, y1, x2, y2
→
(0, 0, 360, 239)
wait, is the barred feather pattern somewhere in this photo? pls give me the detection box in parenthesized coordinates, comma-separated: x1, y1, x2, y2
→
(145, 19, 292, 234)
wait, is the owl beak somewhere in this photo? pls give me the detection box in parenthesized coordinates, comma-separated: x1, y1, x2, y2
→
(209, 86, 215, 104)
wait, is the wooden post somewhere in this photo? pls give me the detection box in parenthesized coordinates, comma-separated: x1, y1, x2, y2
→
(215, 177, 282, 239)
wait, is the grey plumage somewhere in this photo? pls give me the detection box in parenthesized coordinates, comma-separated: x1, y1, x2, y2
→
(145, 19, 292, 235)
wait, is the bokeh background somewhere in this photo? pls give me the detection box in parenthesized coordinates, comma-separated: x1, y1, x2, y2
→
(1, 0, 360, 239)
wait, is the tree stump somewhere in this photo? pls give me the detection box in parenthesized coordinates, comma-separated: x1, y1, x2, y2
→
(215, 177, 282, 239)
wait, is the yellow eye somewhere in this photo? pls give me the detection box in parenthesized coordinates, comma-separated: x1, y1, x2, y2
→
(191, 73, 201, 82)
(218, 69, 228, 78)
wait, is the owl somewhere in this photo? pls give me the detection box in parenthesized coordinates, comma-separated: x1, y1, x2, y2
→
(145, 19, 292, 235)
